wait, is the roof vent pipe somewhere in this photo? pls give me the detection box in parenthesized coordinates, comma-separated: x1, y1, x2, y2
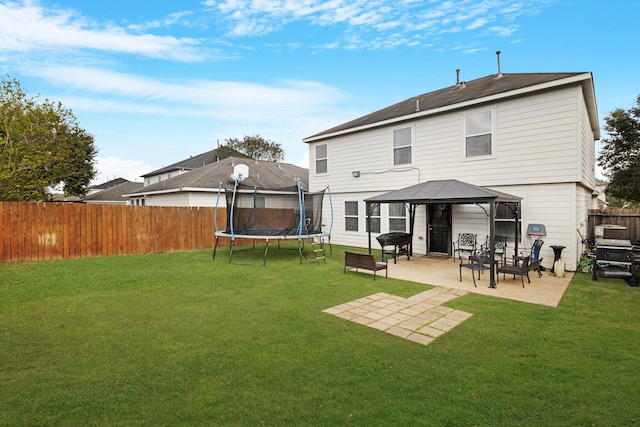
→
(456, 69, 460, 87)
(416, 99, 420, 112)
(496, 50, 503, 78)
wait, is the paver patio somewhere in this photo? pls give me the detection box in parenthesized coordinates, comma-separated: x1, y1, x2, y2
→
(323, 287, 472, 346)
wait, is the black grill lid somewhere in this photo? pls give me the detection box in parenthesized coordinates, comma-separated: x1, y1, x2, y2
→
(595, 238, 633, 248)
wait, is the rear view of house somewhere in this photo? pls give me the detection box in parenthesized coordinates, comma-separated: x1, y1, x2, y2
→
(304, 62, 600, 272)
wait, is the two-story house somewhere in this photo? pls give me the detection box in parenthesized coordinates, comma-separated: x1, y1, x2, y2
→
(303, 69, 600, 272)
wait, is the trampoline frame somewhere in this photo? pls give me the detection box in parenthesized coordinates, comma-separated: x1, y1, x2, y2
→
(213, 230, 329, 265)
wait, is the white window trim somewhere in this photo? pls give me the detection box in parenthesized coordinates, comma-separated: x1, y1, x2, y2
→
(462, 108, 496, 160)
(391, 125, 414, 166)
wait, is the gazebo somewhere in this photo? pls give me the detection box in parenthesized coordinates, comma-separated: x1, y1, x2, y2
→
(365, 179, 522, 288)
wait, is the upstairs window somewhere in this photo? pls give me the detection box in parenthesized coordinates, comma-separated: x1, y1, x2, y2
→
(465, 110, 493, 157)
(315, 144, 328, 174)
(393, 127, 412, 165)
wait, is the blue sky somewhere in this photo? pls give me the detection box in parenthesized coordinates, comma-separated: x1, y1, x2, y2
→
(1, 0, 638, 183)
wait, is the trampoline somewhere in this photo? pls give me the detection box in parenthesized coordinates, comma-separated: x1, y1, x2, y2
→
(213, 164, 332, 265)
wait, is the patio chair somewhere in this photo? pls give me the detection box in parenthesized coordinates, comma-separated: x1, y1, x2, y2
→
(518, 239, 544, 278)
(482, 235, 507, 265)
(453, 233, 477, 262)
(497, 255, 531, 288)
(459, 246, 492, 287)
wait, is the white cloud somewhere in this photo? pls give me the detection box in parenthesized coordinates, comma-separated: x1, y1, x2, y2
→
(204, 0, 545, 45)
(0, 0, 551, 57)
(463, 47, 488, 54)
(21, 64, 355, 172)
(466, 17, 490, 30)
(0, 2, 205, 61)
(485, 25, 518, 37)
(126, 11, 194, 32)
(28, 65, 348, 122)
(295, 148, 309, 169)
(94, 156, 156, 184)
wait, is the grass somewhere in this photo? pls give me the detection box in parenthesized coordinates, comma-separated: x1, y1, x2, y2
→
(1, 243, 640, 426)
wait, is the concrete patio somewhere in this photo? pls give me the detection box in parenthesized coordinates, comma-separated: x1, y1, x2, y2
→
(381, 254, 573, 308)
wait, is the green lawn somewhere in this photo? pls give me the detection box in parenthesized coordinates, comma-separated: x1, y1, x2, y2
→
(1, 244, 639, 426)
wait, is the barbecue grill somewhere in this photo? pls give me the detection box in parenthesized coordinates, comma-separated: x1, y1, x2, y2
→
(376, 232, 411, 264)
(592, 238, 638, 286)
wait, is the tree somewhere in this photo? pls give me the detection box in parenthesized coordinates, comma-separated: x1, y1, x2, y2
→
(598, 95, 640, 204)
(0, 76, 97, 201)
(222, 134, 284, 162)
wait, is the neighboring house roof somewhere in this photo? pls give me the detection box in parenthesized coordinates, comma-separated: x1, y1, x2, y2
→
(365, 179, 522, 205)
(304, 72, 599, 141)
(595, 178, 608, 207)
(125, 156, 308, 197)
(84, 181, 144, 203)
(50, 194, 83, 202)
(141, 147, 247, 178)
(89, 177, 130, 190)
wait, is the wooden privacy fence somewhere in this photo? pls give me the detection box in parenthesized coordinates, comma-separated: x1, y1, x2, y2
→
(588, 208, 640, 243)
(0, 202, 234, 263)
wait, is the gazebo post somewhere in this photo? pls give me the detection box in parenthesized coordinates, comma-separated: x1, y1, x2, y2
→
(408, 203, 416, 257)
(514, 203, 520, 258)
(489, 200, 497, 288)
(366, 201, 372, 255)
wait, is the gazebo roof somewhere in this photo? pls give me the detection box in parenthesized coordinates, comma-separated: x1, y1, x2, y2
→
(365, 179, 521, 205)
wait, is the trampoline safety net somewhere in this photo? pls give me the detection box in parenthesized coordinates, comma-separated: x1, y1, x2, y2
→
(223, 186, 326, 237)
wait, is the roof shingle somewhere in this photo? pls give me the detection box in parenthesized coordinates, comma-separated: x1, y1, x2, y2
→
(305, 72, 588, 140)
(141, 147, 248, 177)
(128, 156, 308, 196)
(84, 181, 144, 202)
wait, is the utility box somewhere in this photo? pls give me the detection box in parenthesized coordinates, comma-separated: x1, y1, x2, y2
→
(595, 224, 627, 240)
